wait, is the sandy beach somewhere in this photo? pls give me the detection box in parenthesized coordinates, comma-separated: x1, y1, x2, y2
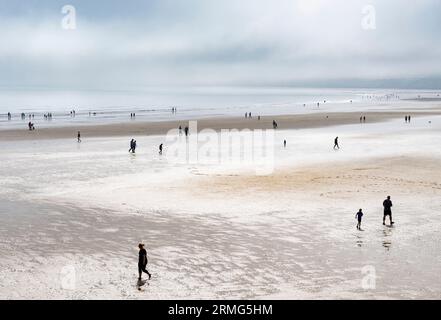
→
(2, 107, 441, 141)
(1, 101, 441, 299)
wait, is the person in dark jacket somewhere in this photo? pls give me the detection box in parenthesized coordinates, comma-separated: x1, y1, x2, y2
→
(383, 196, 394, 226)
(138, 243, 151, 280)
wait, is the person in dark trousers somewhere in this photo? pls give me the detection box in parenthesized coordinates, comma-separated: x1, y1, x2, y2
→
(355, 209, 364, 230)
(77, 131, 81, 143)
(405, 115, 408, 123)
(284, 140, 286, 148)
(334, 136, 339, 149)
(138, 243, 151, 280)
(383, 196, 394, 226)
(159, 143, 163, 155)
(408, 115, 411, 122)
(184, 126, 189, 137)
(129, 139, 136, 153)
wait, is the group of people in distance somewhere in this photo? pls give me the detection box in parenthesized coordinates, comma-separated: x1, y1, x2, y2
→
(356, 196, 394, 230)
(405, 115, 412, 123)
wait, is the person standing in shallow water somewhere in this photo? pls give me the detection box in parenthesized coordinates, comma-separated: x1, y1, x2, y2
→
(355, 209, 364, 230)
(138, 244, 151, 280)
(383, 196, 394, 226)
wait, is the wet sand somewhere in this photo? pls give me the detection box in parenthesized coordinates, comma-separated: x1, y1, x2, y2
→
(2, 108, 441, 141)
(1, 156, 441, 299)
(1, 106, 441, 299)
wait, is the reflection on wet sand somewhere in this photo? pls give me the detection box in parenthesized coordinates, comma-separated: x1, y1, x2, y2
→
(382, 228, 393, 250)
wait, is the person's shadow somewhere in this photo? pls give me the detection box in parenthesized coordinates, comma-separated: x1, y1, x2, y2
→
(137, 279, 148, 290)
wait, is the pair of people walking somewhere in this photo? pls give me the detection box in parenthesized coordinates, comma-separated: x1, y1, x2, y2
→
(129, 139, 137, 153)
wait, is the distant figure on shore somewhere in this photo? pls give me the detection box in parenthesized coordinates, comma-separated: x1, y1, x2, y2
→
(184, 126, 189, 137)
(408, 115, 411, 122)
(159, 143, 163, 155)
(363, 116, 366, 123)
(317, 102, 320, 107)
(129, 139, 136, 153)
(355, 209, 364, 230)
(284, 140, 286, 148)
(138, 243, 151, 280)
(383, 196, 394, 226)
(77, 131, 81, 143)
(28, 122, 35, 131)
(7, 112, 11, 120)
(405, 115, 408, 123)
(245, 112, 248, 118)
(258, 116, 261, 120)
(249, 112, 251, 118)
(334, 136, 339, 149)
(179, 125, 182, 135)
(360, 116, 363, 123)
(272, 120, 278, 129)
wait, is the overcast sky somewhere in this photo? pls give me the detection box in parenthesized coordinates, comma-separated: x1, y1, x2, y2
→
(1, 0, 440, 89)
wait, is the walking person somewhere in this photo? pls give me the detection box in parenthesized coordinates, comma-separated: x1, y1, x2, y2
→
(334, 136, 340, 150)
(284, 140, 286, 148)
(138, 243, 151, 280)
(383, 196, 394, 226)
(129, 139, 136, 153)
(77, 131, 81, 143)
(355, 209, 364, 230)
(159, 143, 163, 155)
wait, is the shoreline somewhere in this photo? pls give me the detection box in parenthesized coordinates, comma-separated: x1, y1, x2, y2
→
(1, 109, 441, 141)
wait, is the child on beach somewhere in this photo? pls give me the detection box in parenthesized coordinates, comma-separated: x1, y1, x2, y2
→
(355, 209, 364, 230)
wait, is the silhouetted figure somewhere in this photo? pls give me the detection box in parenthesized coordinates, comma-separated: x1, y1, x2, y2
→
(77, 131, 81, 143)
(355, 209, 364, 230)
(405, 116, 408, 123)
(258, 116, 261, 120)
(360, 116, 363, 123)
(129, 139, 136, 153)
(363, 116, 366, 123)
(383, 196, 394, 226)
(184, 126, 189, 137)
(245, 113, 248, 118)
(334, 136, 339, 149)
(7, 112, 11, 120)
(284, 140, 286, 148)
(249, 112, 251, 118)
(272, 120, 278, 129)
(159, 143, 163, 155)
(408, 115, 411, 122)
(179, 125, 182, 135)
(138, 243, 151, 280)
